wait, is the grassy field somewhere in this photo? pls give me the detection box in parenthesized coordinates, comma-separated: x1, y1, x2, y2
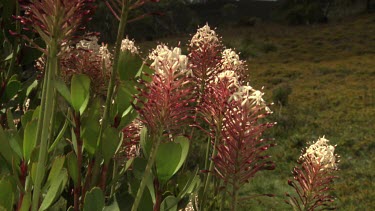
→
(139, 14, 375, 210)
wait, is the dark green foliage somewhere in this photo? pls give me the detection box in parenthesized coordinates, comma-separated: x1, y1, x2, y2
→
(272, 84, 292, 106)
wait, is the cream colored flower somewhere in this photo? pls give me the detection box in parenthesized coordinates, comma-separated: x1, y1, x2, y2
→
(149, 44, 190, 77)
(221, 48, 246, 72)
(121, 37, 139, 54)
(99, 43, 112, 68)
(229, 85, 271, 112)
(301, 136, 337, 170)
(190, 24, 219, 49)
(214, 70, 240, 88)
(76, 36, 101, 52)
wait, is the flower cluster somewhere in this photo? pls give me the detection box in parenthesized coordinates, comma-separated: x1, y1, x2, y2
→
(190, 24, 220, 50)
(121, 38, 139, 54)
(136, 44, 194, 135)
(286, 137, 339, 211)
(301, 136, 337, 170)
(16, 0, 96, 52)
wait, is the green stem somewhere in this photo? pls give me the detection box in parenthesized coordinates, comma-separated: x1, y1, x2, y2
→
(201, 123, 221, 209)
(131, 132, 162, 211)
(91, 0, 129, 188)
(31, 40, 58, 211)
(6, 1, 20, 79)
(99, 1, 129, 133)
(231, 183, 239, 211)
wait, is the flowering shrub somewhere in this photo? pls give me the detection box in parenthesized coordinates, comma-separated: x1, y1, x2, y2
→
(0, 1, 340, 211)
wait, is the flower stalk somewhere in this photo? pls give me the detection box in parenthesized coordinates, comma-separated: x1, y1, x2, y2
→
(131, 130, 162, 211)
(32, 39, 58, 211)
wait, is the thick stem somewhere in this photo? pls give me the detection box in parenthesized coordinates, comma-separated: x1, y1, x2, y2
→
(131, 132, 162, 211)
(31, 40, 58, 211)
(153, 178, 161, 211)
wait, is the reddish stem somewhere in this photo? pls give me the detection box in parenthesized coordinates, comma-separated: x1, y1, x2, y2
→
(153, 179, 161, 211)
(100, 164, 108, 191)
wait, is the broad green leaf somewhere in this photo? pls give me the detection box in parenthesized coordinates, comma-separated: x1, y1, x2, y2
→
(46, 156, 65, 187)
(177, 168, 200, 199)
(71, 74, 90, 114)
(5, 80, 21, 100)
(160, 196, 178, 211)
(83, 188, 105, 211)
(82, 101, 101, 156)
(117, 51, 143, 81)
(23, 120, 38, 161)
(101, 127, 121, 165)
(66, 152, 79, 186)
(116, 82, 134, 115)
(39, 169, 68, 211)
(155, 136, 190, 182)
(0, 179, 14, 211)
(55, 77, 71, 105)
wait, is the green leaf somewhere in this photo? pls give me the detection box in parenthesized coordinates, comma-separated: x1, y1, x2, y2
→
(19, 192, 31, 211)
(21, 109, 34, 127)
(101, 127, 121, 165)
(155, 136, 190, 182)
(46, 156, 65, 188)
(66, 152, 79, 186)
(83, 188, 105, 211)
(117, 51, 143, 81)
(177, 168, 200, 199)
(0, 126, 16, 167)
(82, 101, 101, 156)
(139, 127, 150, 158)
(32, 106, 40, 120)
(71, 74, 90, 114)
(23, 120, 38, 161)
(116, 82, 134, 116)
(160, 195, 178, 211)
(26, 79, 38, 97)
(55, 77, 71, 105)
(5, 80, 21, 100)
(103, 198, 120, 211)
(39, 169, 68, 211)
(0, 179, 14, 211)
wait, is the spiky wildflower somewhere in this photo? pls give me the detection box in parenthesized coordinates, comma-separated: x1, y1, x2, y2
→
(16, 0, 96, 53)
(135, 44, 193, 136)
(189, 25, 223, 95)
(286, 137, 339, 211)
(220, 49, 246, 78)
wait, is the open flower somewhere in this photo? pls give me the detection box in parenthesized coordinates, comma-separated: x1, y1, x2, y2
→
(301, 136, 337, 170)
(121, 37, 139, 54)
(190, 24, 220, 50)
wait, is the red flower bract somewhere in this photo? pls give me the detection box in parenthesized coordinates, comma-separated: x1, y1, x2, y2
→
(16, 0, 96, 51)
